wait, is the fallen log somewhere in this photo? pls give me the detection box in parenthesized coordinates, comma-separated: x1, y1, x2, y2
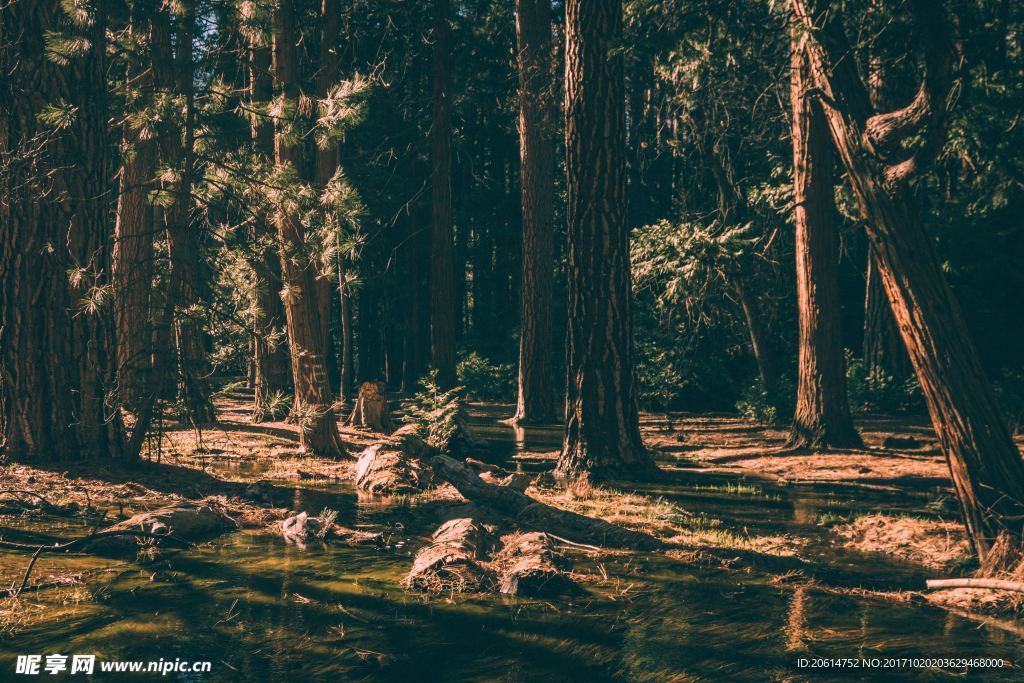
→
(430, 456, 664, 551)
(925, 578, 1024, 594)
(87, 503, 237, 551)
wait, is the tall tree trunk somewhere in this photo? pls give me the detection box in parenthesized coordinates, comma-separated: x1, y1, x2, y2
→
(789, 33, 861, 448)
(792, 0, 1024, 560)
(430, 0, 456, 388)
(272, 0, 344, 456)
(513, 0, 557, 424)
(556, 0, 656, 481)
(0, 0, 124, 460)
(244, 3, 292, 422)
(338, 263, 354, 404)
(113, 10, 157, 410)
(863, 247, 910, 383)
(862, 49, 910, 385)
(315, 0, 341, 388)
(151, 6, 216, 424)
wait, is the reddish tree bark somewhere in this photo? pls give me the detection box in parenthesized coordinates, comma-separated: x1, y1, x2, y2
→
(789, 32, 861, 448)
(512, 0, 558, 425)
(272, 0, 344, 456)
(244, 13, 292, 422)
(792, 0, 1024, 559)
(0, 0, 124, 459)
(113, 9, 157, 410)
(556, 0, 656, 481)
(151, 6, 216, 424)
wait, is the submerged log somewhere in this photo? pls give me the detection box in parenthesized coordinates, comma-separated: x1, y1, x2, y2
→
(348, 381, 394, 433)
(493, 532, 581, 597)
(430, 456, 664, 550)
(404, 518, 497, 592)
(88, 503, 237, 551)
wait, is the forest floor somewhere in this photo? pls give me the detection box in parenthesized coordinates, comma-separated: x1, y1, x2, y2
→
(3, 392, 1024, 639)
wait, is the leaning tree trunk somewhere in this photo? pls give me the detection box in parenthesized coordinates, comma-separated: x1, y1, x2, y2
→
(512, 0, 558, 425)
(244, 11, 291, 422)
(113, 11, 157, 411)
(792, 0, 1024, 560)
(430, 0, 457, 389)
(151, 7, 216, 424)
(556, 0, 656, 481)
(863, 246, 910, 384)
(0, 0, 124, 460)
(272, 0, 344, 456)
(862, 49, 911, 386)
(789, 33, 861, 448)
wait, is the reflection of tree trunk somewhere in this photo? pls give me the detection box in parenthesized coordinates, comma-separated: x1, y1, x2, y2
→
(151, 7, 216, 424)
(513, 0, 557, 425)
(430, 0, 456, 388)
(785, 586, 809, 652)
(113, 11, 157, 410)
(793, 0, 1024, 560)
(0, 0, 124, 460)
(557, 0, 656, 481)
(789, 33, 860, 448)
(245, 11, 291, 422)
(272, 0, 344, 456)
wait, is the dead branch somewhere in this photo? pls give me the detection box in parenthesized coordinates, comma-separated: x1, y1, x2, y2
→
(925, 578, 1024, 593)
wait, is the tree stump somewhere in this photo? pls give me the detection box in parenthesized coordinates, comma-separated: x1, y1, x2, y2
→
(347, 381, 394, 433)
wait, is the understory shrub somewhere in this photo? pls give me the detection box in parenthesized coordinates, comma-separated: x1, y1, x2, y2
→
(845, 351, 922, 414)
(405, 370, 465, 452)
(456, 352, 515, 402)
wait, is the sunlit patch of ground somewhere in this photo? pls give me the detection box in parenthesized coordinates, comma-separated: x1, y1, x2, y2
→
(530, 479, 802, 557)
(640, 414, 959, 488)
(829, 513, 971, 572)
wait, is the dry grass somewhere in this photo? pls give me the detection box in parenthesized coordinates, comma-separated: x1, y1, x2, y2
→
(831, 513, 971, 571)
(531, 479, 801, 556)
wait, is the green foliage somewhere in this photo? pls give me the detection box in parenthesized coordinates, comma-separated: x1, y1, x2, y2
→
(260, 390, 292, 422)
(456, 352, 514, 402)
(735, 379, 778, 425)
(404, 370, 465, 452)
(634, 341, 687, 410)
(844, 351, 922, 414)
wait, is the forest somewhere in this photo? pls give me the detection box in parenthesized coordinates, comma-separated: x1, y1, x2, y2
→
(1, 0, 1024, 679)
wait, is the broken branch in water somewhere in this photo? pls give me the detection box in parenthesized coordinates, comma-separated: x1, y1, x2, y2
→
(0, 529, 193, 554)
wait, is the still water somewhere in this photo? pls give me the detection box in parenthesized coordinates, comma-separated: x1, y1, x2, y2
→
(2, 409, 1022, 681)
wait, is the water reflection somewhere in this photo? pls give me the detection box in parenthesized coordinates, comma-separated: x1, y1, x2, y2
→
(2, 412, 1023, 681)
